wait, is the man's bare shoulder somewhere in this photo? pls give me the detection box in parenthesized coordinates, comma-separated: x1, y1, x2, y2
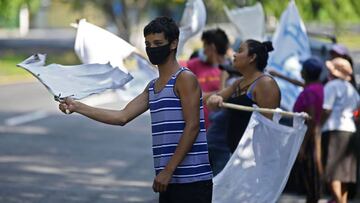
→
(177, 69, 198, 85)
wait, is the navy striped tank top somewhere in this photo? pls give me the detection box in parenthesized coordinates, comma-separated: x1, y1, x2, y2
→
(148, 67, 213, 184)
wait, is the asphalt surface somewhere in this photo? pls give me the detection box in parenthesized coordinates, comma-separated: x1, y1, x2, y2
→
(0, 82, 157, 203)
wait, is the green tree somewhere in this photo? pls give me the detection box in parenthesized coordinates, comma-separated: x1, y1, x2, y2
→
(68, 0, 152, 41)
(0, 0, 40, 27)
(67, 0, 360, 39)
(246, 0, 360, 24)
(220, 0, 360, 33)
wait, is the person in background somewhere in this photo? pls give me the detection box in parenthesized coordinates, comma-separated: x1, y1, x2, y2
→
(269, 58, 325, 202)
(321, 57, 360, 203)
(187, 28, 230, 129)
(186, 28, 231, 175)
(329, 44, 353, 66)
(329, 44, 357, 89)
(269, 43, 356, 88)
(292, 58, 324, 203)
(207, 39, 281, 154)
(205, 62, 242, 176)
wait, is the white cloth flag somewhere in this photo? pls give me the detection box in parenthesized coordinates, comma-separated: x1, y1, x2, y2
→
(213, 111, 307, 203)
(224, 3, 265, 41)
(74, 19, 136, 73)
(178, 0, 206, 55)
(267, 0, 311, 111)
(116, 54, 159, 100)
(17, 54, 133, 100)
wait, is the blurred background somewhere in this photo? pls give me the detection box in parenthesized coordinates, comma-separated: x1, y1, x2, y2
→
(0, 0, 359, 202)
(1, 0, 360, 84)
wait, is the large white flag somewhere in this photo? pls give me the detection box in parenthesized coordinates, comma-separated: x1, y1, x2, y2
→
(267, 1, 311, 111)
(224, 2, 265, 41)
(213, 111, 307, 203)
(74, 19, 136, 73)
(17, 54, 132, 100)
(177, 0, 206, 55)
(74, 19, 158, 100)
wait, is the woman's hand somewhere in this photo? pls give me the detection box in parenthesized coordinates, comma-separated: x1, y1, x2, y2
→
(59, 97, 78, 114)
(206, 94, 224, 111)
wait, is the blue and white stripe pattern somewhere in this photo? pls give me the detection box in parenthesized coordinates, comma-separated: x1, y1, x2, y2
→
(148, 67, 212, 184)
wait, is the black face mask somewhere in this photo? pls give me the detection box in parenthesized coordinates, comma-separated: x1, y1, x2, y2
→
(146, 44, 172, 65)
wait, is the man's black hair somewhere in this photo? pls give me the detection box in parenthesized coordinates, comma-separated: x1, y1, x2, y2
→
(143, 16, 179, 43)
(201, 28, 229, 55)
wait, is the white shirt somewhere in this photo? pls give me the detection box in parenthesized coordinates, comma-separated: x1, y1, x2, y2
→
(322, 79, 360, 132)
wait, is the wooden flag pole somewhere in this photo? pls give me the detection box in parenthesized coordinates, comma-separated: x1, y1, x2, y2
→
(221, 102, 310, 119)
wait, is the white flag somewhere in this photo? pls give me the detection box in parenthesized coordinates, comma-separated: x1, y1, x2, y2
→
(267, 1, 311, 110)
(17, 54, 133, 100)
(224, 2, 265, 41)
(213, 111, 307, 203)
(178, 0, 206, 55)
(74, 19, 136, 73)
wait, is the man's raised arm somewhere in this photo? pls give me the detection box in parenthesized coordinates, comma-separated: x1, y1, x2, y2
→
(59, 86, 150, 126)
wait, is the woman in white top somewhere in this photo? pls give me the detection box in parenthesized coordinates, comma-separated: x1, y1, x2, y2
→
(321, 57, 360, 203)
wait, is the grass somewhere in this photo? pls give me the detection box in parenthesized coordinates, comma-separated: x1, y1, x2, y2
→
(337, 32, 360, 50)
(0, 51, 80, 84)
(0, 54, 33, 84)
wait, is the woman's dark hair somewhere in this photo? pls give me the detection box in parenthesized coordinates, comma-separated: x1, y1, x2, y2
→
(245, 40, 274, 71)
(143, 16, 179, 44)
(201, 28, 229, 55)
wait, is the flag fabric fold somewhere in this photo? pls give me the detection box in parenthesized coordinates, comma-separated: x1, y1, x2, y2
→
(213, 110, 307, 203)
(178, 0, 206, 55)
(17, 54, 133, 100)
(74, 19, 136, 73)
(224, 2, 265, 41)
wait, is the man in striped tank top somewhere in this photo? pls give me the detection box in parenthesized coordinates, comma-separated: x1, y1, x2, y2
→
(59, 16, 213, 203)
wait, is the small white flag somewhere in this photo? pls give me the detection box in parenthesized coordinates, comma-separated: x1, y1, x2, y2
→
(17, 54, 133, 100)
(178, 0, 206, 55)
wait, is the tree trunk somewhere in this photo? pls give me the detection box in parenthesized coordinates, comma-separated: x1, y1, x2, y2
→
(101, 0, 150, 41)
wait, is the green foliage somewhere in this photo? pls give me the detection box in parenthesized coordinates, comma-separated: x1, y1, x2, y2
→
(0, 0, 40, 27)
(258, 0, 360, 23)
(0, 51, 81, 84)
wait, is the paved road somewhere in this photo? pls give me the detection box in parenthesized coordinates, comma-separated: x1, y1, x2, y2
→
(0, 82, 157, 203)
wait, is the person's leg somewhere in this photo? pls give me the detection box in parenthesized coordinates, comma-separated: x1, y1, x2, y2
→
(208, 147, 230, 176)
(207, 110, 230, 176)
(340, 183, 348, 203)
(326, 131, 357, 203)
(330, 180, 342, 203)
(304, 157, 320, 203)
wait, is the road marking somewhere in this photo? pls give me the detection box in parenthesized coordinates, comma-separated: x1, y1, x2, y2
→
(80, 91, 119, 106)
(5, 111, 49, 126)
(0, 125, 49, 134)
(4, 92, 122, 126)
